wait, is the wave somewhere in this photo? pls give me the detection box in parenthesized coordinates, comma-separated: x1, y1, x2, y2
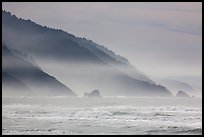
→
(145, 127, 202, 135)
(154, 113, 175, 117)
(175, 128, 202, 134)
(112, 111, 130, 116)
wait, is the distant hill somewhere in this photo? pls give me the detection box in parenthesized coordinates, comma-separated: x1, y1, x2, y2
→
(2, 44, 76, 97)
(2, 10, 171, 97)
(176, 91, 190, 98)
(154, 78, 195, 96)
(2, 71, 33, 97)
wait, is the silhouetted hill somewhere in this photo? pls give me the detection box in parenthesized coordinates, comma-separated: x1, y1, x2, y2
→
(2, 71, 33, 96)
(2, 44, 76, 96)
(2, 10, 172, 97)
(176, 91, 190, 98)
(156, 78, 195, 96)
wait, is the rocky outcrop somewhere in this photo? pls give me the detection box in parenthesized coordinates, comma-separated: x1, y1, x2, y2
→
(84, 89, 101, 97)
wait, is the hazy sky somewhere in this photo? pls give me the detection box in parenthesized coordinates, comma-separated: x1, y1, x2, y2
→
(2, 2, 202, 79)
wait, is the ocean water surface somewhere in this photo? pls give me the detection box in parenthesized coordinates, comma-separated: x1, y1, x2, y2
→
(2, 96, 202, 135)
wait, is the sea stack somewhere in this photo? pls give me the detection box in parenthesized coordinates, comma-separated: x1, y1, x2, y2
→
(84, 89, 101, 97)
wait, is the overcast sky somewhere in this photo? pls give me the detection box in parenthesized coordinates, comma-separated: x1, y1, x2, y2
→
(2, 2, 202, 79)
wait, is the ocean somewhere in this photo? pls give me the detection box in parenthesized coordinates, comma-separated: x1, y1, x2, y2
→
(2, 96, 202, 135)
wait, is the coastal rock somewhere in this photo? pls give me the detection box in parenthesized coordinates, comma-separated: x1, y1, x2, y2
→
(84, 89, 101, 97)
